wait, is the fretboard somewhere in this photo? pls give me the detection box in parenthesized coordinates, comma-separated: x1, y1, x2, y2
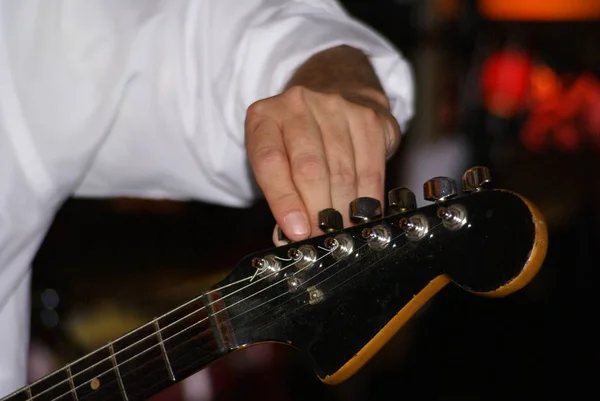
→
(2, 293, 231, 401)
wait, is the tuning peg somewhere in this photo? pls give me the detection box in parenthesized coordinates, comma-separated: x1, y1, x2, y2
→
(423, 177, 458, 202)
(273, 225, 293, 246)
(462, 166, 491, 192)
(349, 197, 382, 223)
(387, 187, 416, 214)
(318, 208, 343, 233)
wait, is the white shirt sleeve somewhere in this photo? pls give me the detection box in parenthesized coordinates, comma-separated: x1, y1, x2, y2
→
(0, 0, 414, 396)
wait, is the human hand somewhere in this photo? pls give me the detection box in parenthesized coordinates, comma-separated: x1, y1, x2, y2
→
(245, 85, 401, 244)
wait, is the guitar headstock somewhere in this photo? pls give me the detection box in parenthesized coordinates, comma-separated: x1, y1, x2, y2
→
(209, 167, 548, 385)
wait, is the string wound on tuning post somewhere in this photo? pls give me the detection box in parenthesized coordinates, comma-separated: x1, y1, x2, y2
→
(437, 205, 467, 231)
(398, 215, 429, 241)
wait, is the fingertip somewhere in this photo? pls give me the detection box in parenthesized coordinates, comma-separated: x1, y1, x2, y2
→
(281, 210, 310, 241)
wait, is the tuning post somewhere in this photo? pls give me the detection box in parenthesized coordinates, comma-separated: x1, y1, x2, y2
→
(288, 245, 317, 269)
(251, 255, 281, 275)
(437, 205, 467, 231)
(361, 224, 391, 250)
(287, 276, 302, 292)
(398, 215, 428, 241)
(324, 233, 354, 260)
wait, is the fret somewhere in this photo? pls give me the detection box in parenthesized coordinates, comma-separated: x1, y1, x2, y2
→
(1, 295, 235, 401)
(158, 296, 221, 379)
(65, 366, 78, 401)
(153, 320, 175, 381)
(29, 368, 73, 401)
(108, 343, 128, 401)
(110, 324, 172, 400)
(69, 346, 124, 401)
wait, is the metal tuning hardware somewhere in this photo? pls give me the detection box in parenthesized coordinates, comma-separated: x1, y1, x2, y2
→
(251, 255, 281, 275)
(318, 208, 343, 233)
(287, 276, 302, 292)
(437, 205, 467, 231)
(350, 197, 382, 223)
(462, 166, 492, 192)
(387, 187, 416, 215)
(423, 177, 458, 202)
(276, 226, 291, 244)
(361, 224, 391, 250)
(398, 215, 428, 241)
(288, 245, 317, 269)
(324, 234, 354, 260)
(307, 285, 324, 305)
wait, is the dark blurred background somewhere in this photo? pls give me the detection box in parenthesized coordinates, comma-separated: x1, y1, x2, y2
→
(28, 0, 597, 399)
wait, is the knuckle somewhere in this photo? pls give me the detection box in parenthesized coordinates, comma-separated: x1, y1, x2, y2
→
(320, 92, 345, 109)
(252, 146, 287, 170)
(246, 99, 267, 120)
(329, 162, 356, 188)
(357, 169, 383, 188)
(292, 153, 328, 182)
(283, 86, 310, 113)
(360, 106, 381, 127)
(270, 190, 299, 208)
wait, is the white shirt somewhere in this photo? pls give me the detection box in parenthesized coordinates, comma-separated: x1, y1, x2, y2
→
(0, 0, 414, 396)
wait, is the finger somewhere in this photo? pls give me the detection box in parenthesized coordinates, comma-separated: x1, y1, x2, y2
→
(282, 112, 332, 236)
(382, 112, 402, 160)
(312, 103, 357, 227)
(246, 115, 311, 241)
(347, 106, 387, 205)
(343, 93, 402, 160)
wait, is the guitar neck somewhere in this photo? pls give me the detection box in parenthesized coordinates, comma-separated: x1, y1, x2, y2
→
(4, 293, 234, 401)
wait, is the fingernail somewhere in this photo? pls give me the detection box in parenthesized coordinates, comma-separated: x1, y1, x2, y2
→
(283, 211, 309, 237)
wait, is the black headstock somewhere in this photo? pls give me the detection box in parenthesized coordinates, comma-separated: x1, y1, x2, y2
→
(209, 167, 548, 384)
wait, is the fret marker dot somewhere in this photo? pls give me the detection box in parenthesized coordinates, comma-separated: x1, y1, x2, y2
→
(90, 378, 100, 390)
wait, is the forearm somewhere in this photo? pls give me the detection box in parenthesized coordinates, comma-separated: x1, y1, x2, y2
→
(284, 45, 391, 109)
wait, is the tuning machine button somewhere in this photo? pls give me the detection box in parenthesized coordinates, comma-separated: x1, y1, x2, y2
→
(350, 197, 382, 223)
(462, 166, 491, 192)
(275, 225, 291, 245)
(318, 208, 343, 233)
(423, 177, 458, 202)
(388, 187, 416, 214)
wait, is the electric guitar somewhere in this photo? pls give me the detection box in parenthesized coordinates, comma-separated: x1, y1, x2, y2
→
(1, 167, 548, 401)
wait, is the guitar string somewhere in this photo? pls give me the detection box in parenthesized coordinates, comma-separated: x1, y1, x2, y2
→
(244, 225, 440, 336)
(78, 224, 432, 401)
(20, 246, 300, 399)
(22, 249, 305, 400)
(37, 220, 438, 401)
(40, 244, 346, 401)
(69, 227, 411, 401)
(31, 240, 344, 401)
(47, 220, 442, 401)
